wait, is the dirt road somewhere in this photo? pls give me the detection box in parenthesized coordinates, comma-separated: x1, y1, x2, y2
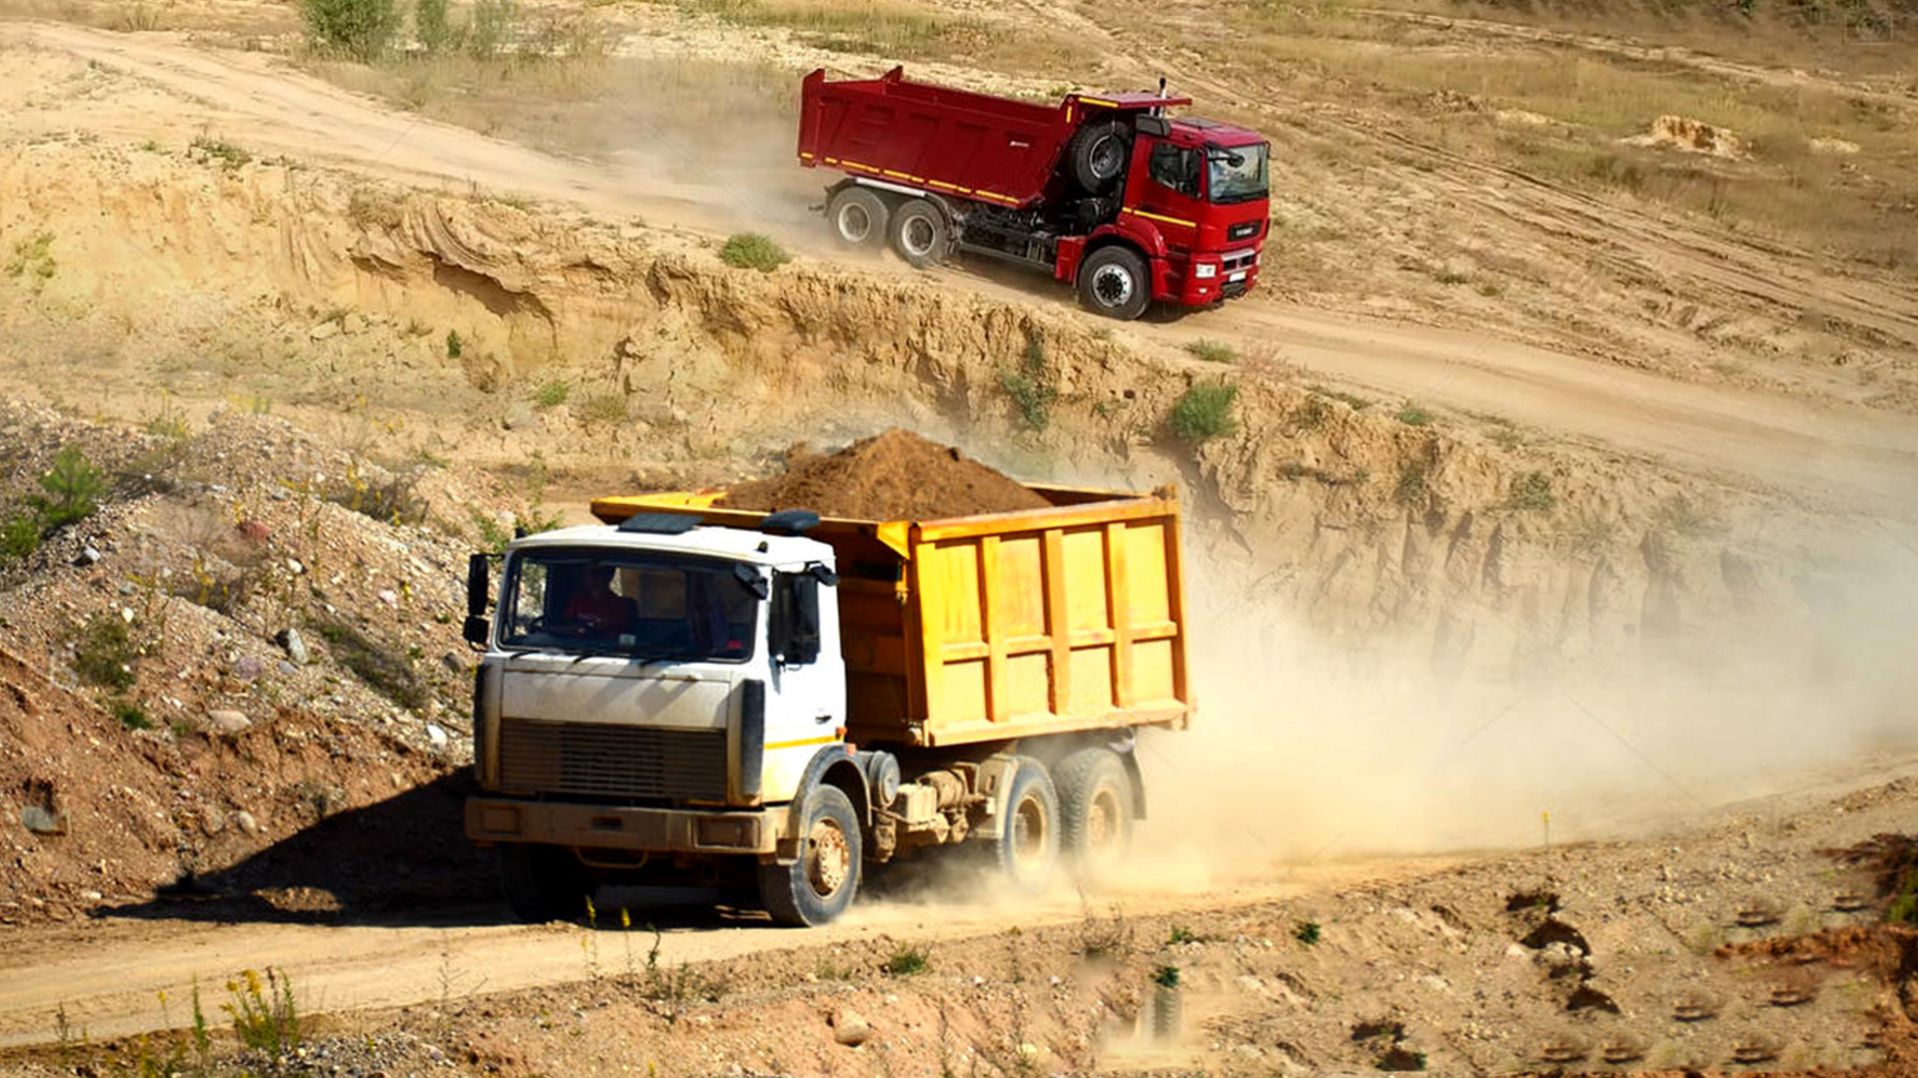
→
(3, 20, 1914, 514)
(0, 859, 1444, 1049)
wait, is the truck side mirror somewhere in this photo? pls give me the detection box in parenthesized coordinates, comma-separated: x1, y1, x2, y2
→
(464, 553, 491, 647)
(771, 571, 822, 666)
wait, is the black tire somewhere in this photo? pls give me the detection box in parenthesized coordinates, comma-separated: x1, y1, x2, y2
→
(889, 198, 948, 269)
(1067, 120, 1131, 195)
(1077, 245, 1151, 321)
(1054, 747, 1135, 881)
(826, 186, 888, 248)
(759, 784, 863, 927)
(991, 757, 1060, 893)
(498, 844, 594, 924)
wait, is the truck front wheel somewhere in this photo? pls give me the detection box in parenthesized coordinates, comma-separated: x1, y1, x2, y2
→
(827, 187, 889, 248)
(1077, 246, 1151, 321)
(1054, 747, 1135, 881)
(760, 784, 863, 926)
(889, 199, 948, 269)
(498, 844, 594, 924)
(992, 757, 1060, 893)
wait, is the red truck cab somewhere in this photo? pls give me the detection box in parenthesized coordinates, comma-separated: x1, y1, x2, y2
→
(797, 69, 1271, 321)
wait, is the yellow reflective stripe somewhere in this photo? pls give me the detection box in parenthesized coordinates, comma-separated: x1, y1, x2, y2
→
(1123, 207, 1196, 228)
(881, 169, 926, 182)
(1077, 96, 1118, 108)
(765, 734, 841, 751)
(799, 151, 815, 159)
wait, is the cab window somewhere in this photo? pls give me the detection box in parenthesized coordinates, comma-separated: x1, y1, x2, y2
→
(1148, 142, 1201, 198)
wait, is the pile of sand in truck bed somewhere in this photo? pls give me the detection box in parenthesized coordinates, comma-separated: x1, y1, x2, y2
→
(717, 430, 1050, 520)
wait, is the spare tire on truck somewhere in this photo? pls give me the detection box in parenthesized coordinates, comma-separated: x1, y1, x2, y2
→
(1067, 120, 1131, 195)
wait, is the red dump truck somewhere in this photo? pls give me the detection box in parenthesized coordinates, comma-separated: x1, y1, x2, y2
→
(797, 67, 1270, 320)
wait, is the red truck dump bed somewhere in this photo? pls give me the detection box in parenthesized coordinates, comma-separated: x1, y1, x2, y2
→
(797, 67, 1191, 210)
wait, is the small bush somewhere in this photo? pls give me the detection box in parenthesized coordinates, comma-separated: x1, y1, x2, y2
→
(1397, 402, 1434, 427)
(415, 0, 453, 50)
(578, 393, 629, 424)
(300, 0, 401, 58)
(1167, 925, 1197, 945)
(32, 445, 107, 530)
(1150, 964, 1180, 988)
(0, 511, 39, 568)
(1507, 471, 1556, 511)
(1168, 382, 1238, 443)
(224, 968, 301, 1055)
(1000, 337, 1057, 432)
(1394, 462, 1429, 507)
(5, 231, 55, 284)
(1310, 385, 1370, 411)
(190, 136, 252, 171)
(467, 503, 564, 555)
(112, 699, 153, 731)
(1293, 920, 1321, 946)
(69, 612, 138, 691)
(445, 329, 464, 359)
(884, 946, 929, 976)
(719, 233, 791, 272)
(467, 0, 519, 57)
(532, 379, 570, 410)
(1184, 339, 1236, 364)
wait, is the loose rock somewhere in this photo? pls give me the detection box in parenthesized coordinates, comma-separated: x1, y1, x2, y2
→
(831, 1008, 871, 1047)
(205, 709, 252, 735)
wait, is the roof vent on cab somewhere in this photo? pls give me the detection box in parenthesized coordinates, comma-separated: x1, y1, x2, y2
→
(760, 509, 821, 536)
(617, 513, 700, 535)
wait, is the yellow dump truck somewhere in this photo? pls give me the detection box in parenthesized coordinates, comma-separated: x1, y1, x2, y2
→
(462, 483, 1192, 925)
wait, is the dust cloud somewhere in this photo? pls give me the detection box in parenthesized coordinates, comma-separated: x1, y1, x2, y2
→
(1131, 549, 1918, 887)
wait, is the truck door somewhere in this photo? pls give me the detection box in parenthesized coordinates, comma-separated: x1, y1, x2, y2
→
(1125, 137, 1204, 245)
(760, 567, 847, 804)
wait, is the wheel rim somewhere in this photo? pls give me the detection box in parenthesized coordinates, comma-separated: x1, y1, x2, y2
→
(1091, 263, 1134, 308)
(806, 818, 851, 898)
(1089, 135, 1123, 180)
(1085, 786, 1123, 860)
(1010, 793, 1049, 872)
(837, 203, 872, 243)
(902, 215, 937, 257)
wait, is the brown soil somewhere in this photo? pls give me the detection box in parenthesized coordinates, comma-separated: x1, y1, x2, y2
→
(716, 429, 1051, 521)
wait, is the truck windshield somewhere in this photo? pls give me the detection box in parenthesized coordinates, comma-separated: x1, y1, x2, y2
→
(1207, 143, 1268, 204)
(501, 547, 759, 662)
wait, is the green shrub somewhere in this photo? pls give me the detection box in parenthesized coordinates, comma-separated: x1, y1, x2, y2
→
(467, 0, 519, 57)
(1397, 402, 1434, 427)
(1507, 471, 1556, 511)
(0, 511, 39, 568)
(445, 329, 464, 359)
(1000, 337, 1057, 432)
(190, 136, 251, 171)
(32, 445, 106, 530)
(1168, 382, 1238, 443)
(300, 0, 401, 58)
(224, 968, 300, 1055)
(1167, 925, 1197, 945)
(884, 946, 929, 976)
(533, 379, 570, 409)
(1293, 920, 1321, 946)
(1394, 462, 1429, 507)
(579, 393, 629, 424)
(112, 699, 153, 731)
(718, 232, 791, 272)
(1183, 339, 1236, 364)
(70, 612, 138, 691)
(1150, 963, 1180, 988)
(415, 0, 453, 50)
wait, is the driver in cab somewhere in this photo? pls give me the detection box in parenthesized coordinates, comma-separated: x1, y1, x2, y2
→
(561, 564, 632, 636)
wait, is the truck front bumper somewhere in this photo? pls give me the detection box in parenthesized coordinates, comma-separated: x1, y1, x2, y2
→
(466, 796, 778, 855)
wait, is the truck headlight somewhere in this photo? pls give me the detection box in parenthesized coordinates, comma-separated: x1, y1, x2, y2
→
(1194, 263, 1218, 279)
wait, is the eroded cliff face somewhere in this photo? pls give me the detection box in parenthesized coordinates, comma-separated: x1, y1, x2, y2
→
(3, 141, 1911, 691)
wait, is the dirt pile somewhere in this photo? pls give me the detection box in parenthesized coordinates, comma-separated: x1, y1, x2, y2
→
(1625, 114, 1750, 158)
(716, 429, 1051, 520)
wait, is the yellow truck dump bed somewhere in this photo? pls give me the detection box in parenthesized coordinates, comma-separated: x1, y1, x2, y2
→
(590, 484, 1193, 748)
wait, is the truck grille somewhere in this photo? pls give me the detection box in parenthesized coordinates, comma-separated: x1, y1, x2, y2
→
(1221, 248, 1258, 273)
(498, 720, 727, 802)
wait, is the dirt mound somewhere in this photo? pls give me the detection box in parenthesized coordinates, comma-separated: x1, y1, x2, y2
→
(1624, 114, 1749, 158)
(716, 429, 1050, 520)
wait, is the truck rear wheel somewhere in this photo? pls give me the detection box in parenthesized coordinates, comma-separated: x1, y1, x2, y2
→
(1054, 747, 1135, 880)
(1077, 246, 1151, 321)
(889, 199, 948, 269)
(827, 187, 889, 248)
(759, 784, 863, 927)
(498, 844, 594, 924)
(991, 757, 1060, 893)
(1068, 120, 1130, 195)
